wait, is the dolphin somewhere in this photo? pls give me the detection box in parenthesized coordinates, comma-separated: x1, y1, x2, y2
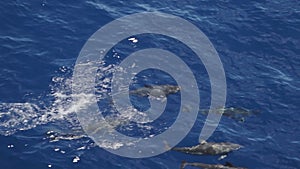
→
(172, 140, 242, 155)
(45, 130, 87, 142)
(200, 107, 260, 122)
(180, 161, 247, 169)
(129, 84, 180, 98)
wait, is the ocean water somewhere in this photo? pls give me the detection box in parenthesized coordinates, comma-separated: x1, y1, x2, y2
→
(0, 0, 299, 169)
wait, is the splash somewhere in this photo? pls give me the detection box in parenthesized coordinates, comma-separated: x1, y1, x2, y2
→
(0, 66, 80, 136)
(0, 63, 154, 150)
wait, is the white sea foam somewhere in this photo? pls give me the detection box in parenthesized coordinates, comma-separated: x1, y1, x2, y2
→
(0, 63, 155, 150)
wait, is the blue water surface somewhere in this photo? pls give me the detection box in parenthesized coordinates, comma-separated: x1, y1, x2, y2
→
(0, 0, 299, 169)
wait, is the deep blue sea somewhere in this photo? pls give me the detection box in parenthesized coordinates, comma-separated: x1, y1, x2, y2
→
(0, 1, 299, 169)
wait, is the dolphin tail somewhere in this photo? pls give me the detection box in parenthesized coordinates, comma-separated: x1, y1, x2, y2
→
(144, 84, 153, 89)
(252, 109, 261, 115)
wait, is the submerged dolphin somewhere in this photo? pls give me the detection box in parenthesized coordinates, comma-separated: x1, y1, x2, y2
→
(180, 161, 247, 169)
(200, 107, 259, 122)
(172, 140, 242, 155)
(129, 84, 180, 98)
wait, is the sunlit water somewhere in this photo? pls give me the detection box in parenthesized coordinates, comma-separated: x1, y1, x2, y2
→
(0, 1, 299, 169)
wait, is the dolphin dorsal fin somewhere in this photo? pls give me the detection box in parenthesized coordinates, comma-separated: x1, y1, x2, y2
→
(225, 162, 234, 167)
(180, 161, 187, 169)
